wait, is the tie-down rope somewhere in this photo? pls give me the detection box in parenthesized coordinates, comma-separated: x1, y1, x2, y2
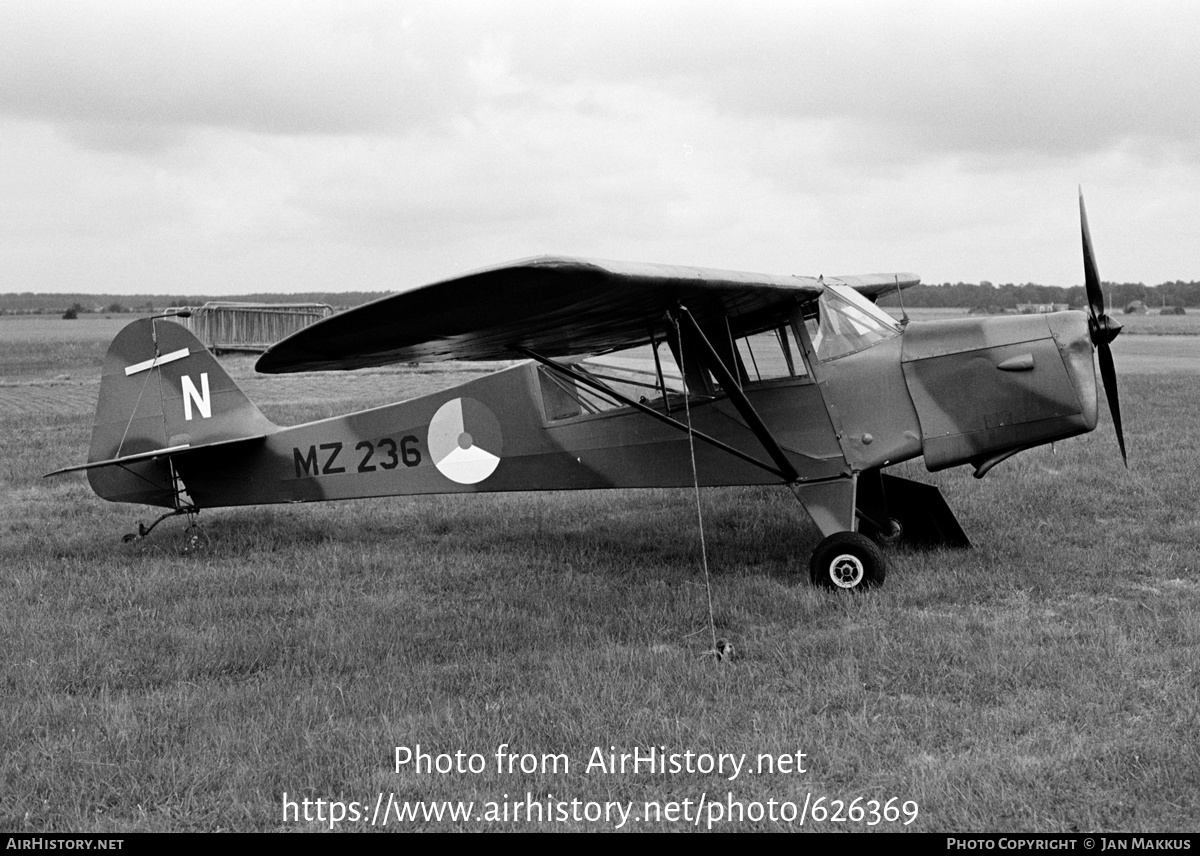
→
(672, 310, 723, 662)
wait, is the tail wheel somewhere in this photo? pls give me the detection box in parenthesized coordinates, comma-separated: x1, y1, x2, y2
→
(809, 532, 886, 591)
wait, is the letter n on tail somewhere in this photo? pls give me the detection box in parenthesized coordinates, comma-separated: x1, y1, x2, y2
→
(182, 373, 211, 420)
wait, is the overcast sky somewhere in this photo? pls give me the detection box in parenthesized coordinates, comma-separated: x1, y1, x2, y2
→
(2, 0, 1197, 295)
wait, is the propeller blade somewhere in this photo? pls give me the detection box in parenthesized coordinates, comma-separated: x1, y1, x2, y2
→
(1096, 341, 1127, 466)
(1080, 188, 1104, 321)
(1080, 189, 1127, 466)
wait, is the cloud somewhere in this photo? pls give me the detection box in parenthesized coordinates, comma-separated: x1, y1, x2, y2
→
(8, 0, 1196, 166)
(0, 0, 485, 141)
(499, 0, 1200, 163)
(0, 1, 1197, 292)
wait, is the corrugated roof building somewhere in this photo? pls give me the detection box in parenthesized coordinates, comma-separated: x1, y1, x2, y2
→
(169, 302, 334, 353)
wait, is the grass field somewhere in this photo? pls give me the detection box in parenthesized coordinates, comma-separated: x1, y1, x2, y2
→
(1, 317, 1198, 832)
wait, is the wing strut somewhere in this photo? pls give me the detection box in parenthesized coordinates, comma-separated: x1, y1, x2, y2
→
(513, 346, 791, 480)
(673, 306, 801, 483)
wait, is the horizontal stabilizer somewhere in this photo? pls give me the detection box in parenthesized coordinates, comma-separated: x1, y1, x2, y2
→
(45, 434, 266, 478)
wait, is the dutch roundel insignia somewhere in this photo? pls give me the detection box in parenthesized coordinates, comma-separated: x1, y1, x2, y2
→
(427, 397, 502, 484)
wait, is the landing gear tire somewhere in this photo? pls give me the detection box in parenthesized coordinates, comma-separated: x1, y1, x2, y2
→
(809, 531, 886, 591)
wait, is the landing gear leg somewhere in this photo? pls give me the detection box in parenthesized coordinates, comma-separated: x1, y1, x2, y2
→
(855, 469, 971, 549)
(789, 475, 889, 591)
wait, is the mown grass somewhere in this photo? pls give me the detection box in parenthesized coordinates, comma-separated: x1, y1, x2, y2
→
(0, 333, 1197, 832)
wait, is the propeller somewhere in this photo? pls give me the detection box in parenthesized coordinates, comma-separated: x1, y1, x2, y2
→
(1079, 188, 1127, 465)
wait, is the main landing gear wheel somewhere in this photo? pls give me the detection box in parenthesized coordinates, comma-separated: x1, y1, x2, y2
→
(809, 531, 887, 591)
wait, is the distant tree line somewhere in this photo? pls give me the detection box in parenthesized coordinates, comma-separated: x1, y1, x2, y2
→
(877, 281, 1200, 311)
(0, 292, 390, 315)
(5, 282, 1199, 317)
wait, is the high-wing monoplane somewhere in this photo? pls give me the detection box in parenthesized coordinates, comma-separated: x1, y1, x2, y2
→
(49, 193, 1125, 590)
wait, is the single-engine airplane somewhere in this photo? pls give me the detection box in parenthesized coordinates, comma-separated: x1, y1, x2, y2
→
(49, 193, 1125, 590)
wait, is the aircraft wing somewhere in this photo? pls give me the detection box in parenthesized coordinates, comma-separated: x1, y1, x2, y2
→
(257, 255, 918, 372)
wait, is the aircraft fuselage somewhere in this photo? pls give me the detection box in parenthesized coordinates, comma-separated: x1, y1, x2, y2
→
(163, 310, 1097, 509)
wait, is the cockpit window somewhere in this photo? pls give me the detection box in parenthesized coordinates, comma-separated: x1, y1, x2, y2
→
(734, 325, 807, 382)
(807, 284, 902, 361)
(537, 343, 691, 422)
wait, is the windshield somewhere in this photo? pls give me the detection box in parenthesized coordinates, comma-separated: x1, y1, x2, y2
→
(808, 284, 902, 361)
